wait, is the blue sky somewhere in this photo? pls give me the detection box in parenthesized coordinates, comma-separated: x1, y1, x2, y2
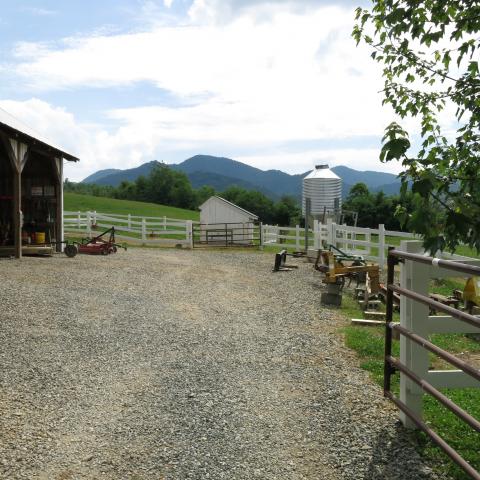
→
(0, 0, 403, 181)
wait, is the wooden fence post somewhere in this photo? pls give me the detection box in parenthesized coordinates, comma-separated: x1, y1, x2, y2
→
(295, 225, 300, 251)
(259, 222, 264, 249)
(399, 240, 430, 428)
(128, 214, 131, 231)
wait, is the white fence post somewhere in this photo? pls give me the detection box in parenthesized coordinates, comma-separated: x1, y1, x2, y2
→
(128, 214, 132, 232)
(77, 211, 81, 230)
(326, 219, 332, 246)
(86, 211, 92, 237)
(93, 210, 97, 226)
(141, 218, 147, 244)
(163, 216, 167, 231)
(313, 219, 320, 250)
(337, 225, 344, 251)
(378, 224, 386, 270)
(331, 222, 337, 248)
(399, 240, 430, 428)
(186, 220, 193, 248)
(365, 231, 371, 256)
(295, 225, 300, 251)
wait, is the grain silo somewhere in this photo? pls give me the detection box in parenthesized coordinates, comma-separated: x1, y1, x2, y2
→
(302, 164, 342, 220)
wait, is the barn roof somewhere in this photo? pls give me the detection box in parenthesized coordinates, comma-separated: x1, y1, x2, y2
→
(199, 196, 258, 220)
(0, 106, 79, 162)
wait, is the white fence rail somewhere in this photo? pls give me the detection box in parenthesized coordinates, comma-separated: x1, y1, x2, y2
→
(64, 212, 476, 261)
(261, 221, 472, 268)
(64, 211, 194, 248)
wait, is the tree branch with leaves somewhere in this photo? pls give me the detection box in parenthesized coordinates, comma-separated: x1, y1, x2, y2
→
(353, 0, 480, 253)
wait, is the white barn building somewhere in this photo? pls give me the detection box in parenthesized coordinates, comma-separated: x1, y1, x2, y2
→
(198, 196, 258, 245)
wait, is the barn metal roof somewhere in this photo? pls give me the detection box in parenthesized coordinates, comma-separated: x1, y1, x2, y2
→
(0, 106, 79, 162)
(199, 196, 259, 220)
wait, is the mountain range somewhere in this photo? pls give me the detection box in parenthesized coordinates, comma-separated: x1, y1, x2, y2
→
(82, 154, 401, 199)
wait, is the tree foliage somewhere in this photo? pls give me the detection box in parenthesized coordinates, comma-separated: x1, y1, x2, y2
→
(221, 187, 301, 225)
(343, 182, 417, 230)
(353, 0, 480, 253)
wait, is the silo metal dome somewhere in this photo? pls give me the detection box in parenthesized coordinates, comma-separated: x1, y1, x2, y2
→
(302, 164, 342, 216)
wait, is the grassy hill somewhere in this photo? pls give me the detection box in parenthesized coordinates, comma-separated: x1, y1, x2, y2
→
(64, 193, 200, 221)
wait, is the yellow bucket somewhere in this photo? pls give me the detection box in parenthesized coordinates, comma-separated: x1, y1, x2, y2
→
(35, 232, 46, 244)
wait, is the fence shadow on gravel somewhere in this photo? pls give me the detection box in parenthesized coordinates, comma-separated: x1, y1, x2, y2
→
(363, 423, 437, 480)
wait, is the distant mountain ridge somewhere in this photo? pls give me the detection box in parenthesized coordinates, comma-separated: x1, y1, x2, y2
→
(83, 161, 161, 187)
(82, 154, 401, 198)
(83, 168, 121, 184)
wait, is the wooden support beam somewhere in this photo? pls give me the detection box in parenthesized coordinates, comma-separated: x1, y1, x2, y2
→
(0, 134, 29, 259)
(8, 138, 29, 173)
(55, 158, 63, 252)
(0, 132, 17, 171)
(52, 156, 62, 183)
(13, 170, 21, 258)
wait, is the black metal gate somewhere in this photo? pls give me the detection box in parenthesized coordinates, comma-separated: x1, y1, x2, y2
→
(192, 222, 261, 248)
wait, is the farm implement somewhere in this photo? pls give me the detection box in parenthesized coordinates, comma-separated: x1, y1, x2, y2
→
(64, 227, 127, 257)
(314, 246, 380, 307)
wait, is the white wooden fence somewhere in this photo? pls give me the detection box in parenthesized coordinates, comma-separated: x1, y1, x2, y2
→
(64, 212, 476, 263)
(262, 221, 473, 268)
(396, 240, 480, 428)
(64, 211, 194, 248)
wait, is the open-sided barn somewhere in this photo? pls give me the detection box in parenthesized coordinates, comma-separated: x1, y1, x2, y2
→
(0, 107, 79, 258)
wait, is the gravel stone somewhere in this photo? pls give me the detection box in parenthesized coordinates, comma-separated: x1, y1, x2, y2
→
(0, 249, 450, 479)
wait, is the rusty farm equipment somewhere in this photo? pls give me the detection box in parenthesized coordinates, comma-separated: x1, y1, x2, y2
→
(314, 247, 380, 308)
(64, 227, 127, 257)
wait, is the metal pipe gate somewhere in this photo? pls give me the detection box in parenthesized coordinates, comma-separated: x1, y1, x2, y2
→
(384, 249, 480, 479)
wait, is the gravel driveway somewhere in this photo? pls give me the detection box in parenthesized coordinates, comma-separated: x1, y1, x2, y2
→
(0, 249, 447, 479)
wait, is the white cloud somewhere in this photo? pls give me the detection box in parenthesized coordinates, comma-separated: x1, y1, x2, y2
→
(22, 7, 57, 16)
(12, 6, 389, 133)
(164, 0, 174, 7)
(236, 148, 402, 175)
(4, 3, 409, 181)
(12, 41, 52, 60)
(187, 0, 344, 24)
(0, 99, 87, 177)
(0, 97, 402, 183)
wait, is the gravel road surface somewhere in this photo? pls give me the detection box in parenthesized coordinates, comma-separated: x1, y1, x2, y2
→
(0, 249, 447, 479)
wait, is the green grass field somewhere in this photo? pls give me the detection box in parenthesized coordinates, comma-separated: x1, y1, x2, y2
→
(64, 193, 200, 221)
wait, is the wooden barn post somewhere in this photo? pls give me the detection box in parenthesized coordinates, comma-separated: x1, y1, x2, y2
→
(1, 136, 29, 258)
(52, 157, 64, 251)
